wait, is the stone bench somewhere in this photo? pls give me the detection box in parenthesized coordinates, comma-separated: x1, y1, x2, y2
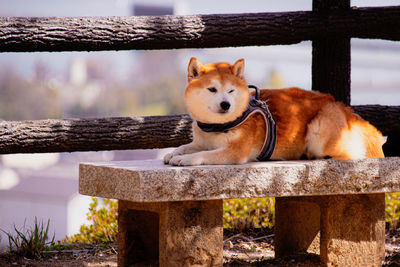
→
(79, 158, 400, 266)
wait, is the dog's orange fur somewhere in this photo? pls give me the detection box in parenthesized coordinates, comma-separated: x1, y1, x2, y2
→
(164, 58, 385, 166)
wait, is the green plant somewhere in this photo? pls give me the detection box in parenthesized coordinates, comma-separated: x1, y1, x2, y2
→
(223, 197, 275, 231)
(1, 217, 55, 259)
(386, 192, 400, 231)
(63, 193, 400, 246)
(64, 197, 118, 244)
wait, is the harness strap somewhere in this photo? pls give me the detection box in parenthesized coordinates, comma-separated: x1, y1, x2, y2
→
(196, 86, 276, 161)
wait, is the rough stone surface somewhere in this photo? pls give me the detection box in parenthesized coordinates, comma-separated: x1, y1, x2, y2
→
(118, 203, 159, 266)
(275, 197, 320, 256)
(275, 194, 385, 266)
(319, 193, 385, 266)
(118, 200, 223, 267)
(79, 158, 400, 202)
(80, 159, 394, 266)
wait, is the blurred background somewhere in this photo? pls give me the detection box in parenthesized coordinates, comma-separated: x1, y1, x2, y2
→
(0, 0, 399, 248)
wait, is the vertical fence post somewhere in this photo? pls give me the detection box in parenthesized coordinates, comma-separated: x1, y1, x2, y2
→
(312, 0, 351, 105)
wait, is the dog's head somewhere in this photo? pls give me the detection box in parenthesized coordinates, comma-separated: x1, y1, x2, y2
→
(185, 57, 250, 124)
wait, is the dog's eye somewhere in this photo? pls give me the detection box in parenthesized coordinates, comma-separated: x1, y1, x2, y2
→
(207, 87, 217, 93)
(228, 89, 235, 94)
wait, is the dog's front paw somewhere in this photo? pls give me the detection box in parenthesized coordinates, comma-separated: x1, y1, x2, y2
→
(163, 152, 174, 164)
(169, 155, 203, 166)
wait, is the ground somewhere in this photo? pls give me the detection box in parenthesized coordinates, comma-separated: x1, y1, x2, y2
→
(1, 228, 400, 267)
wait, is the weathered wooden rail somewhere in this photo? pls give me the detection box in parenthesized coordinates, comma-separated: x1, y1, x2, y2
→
(0, 105, 399, 154)
(0, 7, 399, 53)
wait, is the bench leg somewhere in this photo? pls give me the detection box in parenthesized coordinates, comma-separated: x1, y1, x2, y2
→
(319, 193, 385, 266)
(275, 193, 385, 266)
(118, 199, 223, 267)
(275, 196, 321, 256)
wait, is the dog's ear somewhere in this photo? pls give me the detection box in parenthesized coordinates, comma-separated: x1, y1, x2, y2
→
(232, 59, 245, 79)
(188, 57, 203, 82)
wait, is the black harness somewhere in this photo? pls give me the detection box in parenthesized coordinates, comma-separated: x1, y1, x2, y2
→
(196, 85, 277, 161)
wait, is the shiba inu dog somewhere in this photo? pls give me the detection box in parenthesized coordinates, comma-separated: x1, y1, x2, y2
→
(164, 58, 385, 166)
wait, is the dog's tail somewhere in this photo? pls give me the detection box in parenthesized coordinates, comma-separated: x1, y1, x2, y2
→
(364, 123, 386, 158)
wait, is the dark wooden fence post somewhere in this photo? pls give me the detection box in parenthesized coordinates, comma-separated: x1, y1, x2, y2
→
(312, 0, 351, 105)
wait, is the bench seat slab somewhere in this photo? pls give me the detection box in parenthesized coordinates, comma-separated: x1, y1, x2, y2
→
(275, 193, 385, 266)
(118, 199, 223, 267)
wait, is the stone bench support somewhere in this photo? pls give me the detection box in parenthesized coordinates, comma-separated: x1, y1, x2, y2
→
(79, 158, 400, 266)
(118, 200, 223, 267)
(275, 193, 385, 266)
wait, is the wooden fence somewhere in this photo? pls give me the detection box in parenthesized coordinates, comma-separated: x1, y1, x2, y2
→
(0, 0, 399, 155)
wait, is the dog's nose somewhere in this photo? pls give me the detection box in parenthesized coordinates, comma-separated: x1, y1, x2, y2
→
(220, 101, 231, 111)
